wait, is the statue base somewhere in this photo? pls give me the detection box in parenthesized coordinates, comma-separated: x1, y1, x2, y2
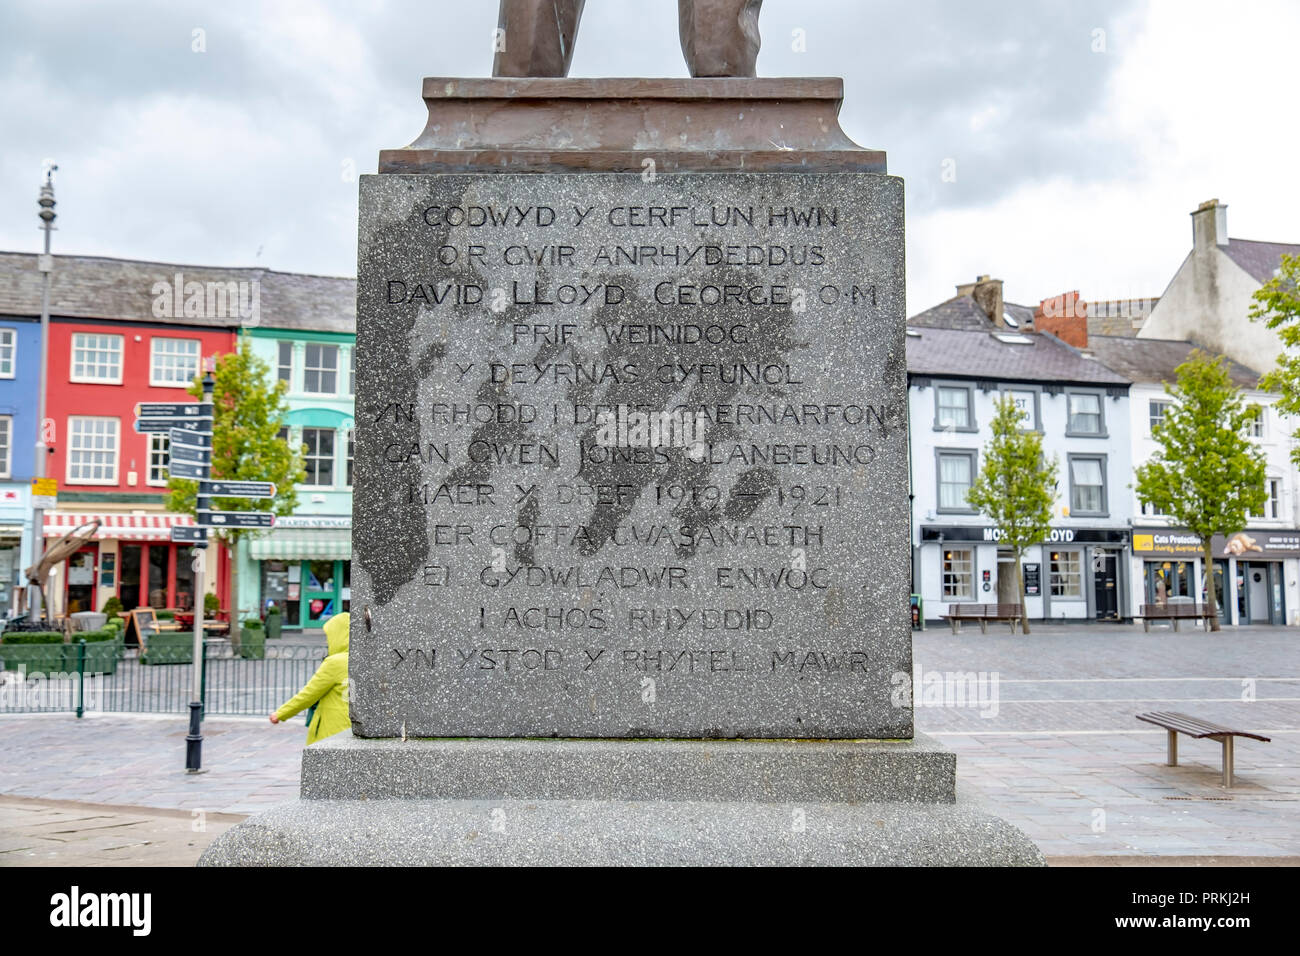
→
(199, 735, 1044, 866)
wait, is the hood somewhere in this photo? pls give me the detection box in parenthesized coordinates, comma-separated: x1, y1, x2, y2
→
(323, 612, 350, 656)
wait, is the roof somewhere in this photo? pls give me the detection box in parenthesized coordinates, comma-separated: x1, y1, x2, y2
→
(1221, 238, 1300, 285)
(905, 327, 1129, 386)
(0, 252, 355, 333)
(1087, 335, 1261, 390)
(908, 294, 1037, 332)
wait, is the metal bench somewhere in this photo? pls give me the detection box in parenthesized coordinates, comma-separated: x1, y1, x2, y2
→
(1135, 711, 1271, 788)
(940, 603, 1023, 635)
(1135, 602, 1214, 631)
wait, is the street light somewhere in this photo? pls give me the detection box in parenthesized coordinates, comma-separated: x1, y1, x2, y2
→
(31, 166, 57, 621)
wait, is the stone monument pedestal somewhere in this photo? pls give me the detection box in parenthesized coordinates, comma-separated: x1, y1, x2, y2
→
(202, 74, 1043, 867)
(200, 734, 1043, 865)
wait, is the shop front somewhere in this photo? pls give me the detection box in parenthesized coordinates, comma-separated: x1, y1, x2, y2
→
(1130, 527, 1300, 626)
(246, 516, 351, 630)
(43, 511, 220, 617)
(918, 525, 1131, 624)
(0, 484, 32, 619)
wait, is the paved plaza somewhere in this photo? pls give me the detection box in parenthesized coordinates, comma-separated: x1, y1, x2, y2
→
(0, 622, 1295, 865)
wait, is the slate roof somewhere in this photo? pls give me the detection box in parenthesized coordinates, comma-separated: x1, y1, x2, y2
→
(905, 327, 1129, 387)
(0, 252, 355, 333)
(1221, 238, 1300, 285)
(908, 294, 1037, 331)
(1087, 334, 1261, 390)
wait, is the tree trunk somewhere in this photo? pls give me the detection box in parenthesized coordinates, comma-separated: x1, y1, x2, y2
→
(1203, 541, 1220, 632)
(228, 542, 242, 652)
(1017, 556, 1030, 634)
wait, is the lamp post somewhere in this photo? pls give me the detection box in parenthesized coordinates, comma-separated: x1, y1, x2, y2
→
(32, 168, 57, 621)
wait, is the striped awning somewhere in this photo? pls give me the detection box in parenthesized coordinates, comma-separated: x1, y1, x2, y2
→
(249, 528, 351, 560)
(44, 511, 195, 541)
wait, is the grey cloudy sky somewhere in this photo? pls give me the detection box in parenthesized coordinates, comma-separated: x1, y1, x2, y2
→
(1, 0, 1296, 313)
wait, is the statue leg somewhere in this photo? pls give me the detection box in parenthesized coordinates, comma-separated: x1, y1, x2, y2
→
(493, 0, 586, 77)
(678, 0, 763, 77)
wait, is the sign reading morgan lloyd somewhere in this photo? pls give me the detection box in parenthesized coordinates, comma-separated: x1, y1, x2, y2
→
(351, 173, 909, 739)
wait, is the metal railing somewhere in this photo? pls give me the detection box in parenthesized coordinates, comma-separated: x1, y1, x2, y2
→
(0, 639, 328, 718)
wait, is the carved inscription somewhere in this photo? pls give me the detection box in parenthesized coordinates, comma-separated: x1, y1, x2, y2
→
(353, 173, 909, 737)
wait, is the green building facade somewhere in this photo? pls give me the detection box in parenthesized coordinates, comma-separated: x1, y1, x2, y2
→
(237, 325, 355, 630)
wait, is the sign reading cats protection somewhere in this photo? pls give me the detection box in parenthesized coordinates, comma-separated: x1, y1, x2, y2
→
(351, 173, 909, 739)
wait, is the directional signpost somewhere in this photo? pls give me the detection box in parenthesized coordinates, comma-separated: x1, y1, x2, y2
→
(132, 381, 277, 775)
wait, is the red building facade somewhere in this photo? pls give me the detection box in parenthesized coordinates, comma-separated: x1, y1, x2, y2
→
(44, 316, 237, 616)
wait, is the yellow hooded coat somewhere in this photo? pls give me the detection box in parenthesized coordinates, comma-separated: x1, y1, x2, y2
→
(274, 612, 349, 745)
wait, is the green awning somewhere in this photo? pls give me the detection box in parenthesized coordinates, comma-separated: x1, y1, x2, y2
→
(249, 528, 351, 560)
(283, 407, 352, 429)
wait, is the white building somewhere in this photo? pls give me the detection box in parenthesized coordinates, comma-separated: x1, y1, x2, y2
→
(1139, 199, 1300, 375)
(1089, 335, 1300, 626)
(906, 324, 1134, 624)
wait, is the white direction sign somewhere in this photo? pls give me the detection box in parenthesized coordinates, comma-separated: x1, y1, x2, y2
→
(200, 480, 276, 499)
(169, 460, 207, 480)
(170, 428, 212, 449)
(136, 402, 213, 419)
(198, 510, 275, 529)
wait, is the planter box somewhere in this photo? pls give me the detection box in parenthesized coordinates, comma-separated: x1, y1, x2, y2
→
(140, 631, 196, 666)
(0, 644, 67, 676)
(240, 626, 266, 661)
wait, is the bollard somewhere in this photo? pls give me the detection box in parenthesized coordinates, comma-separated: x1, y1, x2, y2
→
(75, 638, 86, 719)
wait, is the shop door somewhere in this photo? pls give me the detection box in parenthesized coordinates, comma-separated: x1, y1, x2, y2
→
(65, 546, 98, 615)
(1246, 563, 1271, 623)
(996, 551, 1017, 604)
(1093, 551, 1118, 620)
(302, 560, 338, 628)
(1211, 560, 1229, 624)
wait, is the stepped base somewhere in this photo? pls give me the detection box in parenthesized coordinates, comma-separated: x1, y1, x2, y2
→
(199, 797, 1042, 867)
(199, 734, 1044, 866)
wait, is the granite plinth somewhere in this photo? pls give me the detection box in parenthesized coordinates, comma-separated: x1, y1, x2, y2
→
(300, 732, 956, 803)
(352, 170, 910, 740)
(199, 797, 1044, 867)
(380, 78, 886, 173)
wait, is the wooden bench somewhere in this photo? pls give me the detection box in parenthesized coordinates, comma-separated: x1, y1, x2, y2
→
(1136, 711, 1271, 788)
(1135, 602, 1214, 631)
(940, 603, 1023, 634)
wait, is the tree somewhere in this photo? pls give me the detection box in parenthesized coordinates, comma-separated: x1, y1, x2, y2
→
(1134, 353, 1267, 632)
(966, 395, 1059, 634)
(166, 335, 304, 646)
(1251, 252, 1300, 465)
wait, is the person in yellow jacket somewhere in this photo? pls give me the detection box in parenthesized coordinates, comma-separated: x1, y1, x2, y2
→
(269, 611, 350, 744)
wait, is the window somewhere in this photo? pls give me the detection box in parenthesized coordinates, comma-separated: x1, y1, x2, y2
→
(942, 549, 974, 599)
(935, 386, 973, 431)
(345, 429, 354, 487)
(1066, 392, 1103, 435)
(67, 416, 119, 484)
(1049, 550, 1083, 598)
(1244, 405, 1264, 439)
(150, 337, 201, 386)
(937, 450, 976, 512)
(303, 344, 338, 394)
(148, 434, 170, 486)
(1255, 478, 1282, 519)
(0, 329, 14, 378)
(0, 417, 10, 478)
(277, 342, 293, 384)
(1000, 388, 1038, 430)
(302, 427, 335, 486)
(1141, 500, 1167, 518)
(1069, 456, 1107, 515)
(1148, 399, 1171, 433)
(70, 333, 123, 383)
(348, 348, 355, 397)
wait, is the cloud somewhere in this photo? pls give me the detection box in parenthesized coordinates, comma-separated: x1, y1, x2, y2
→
(0, 0, 1295, 316)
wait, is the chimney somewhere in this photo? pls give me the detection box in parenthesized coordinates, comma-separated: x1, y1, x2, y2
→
(1034, 291, 1089, 348)
(955, 274, 1005, 327)
(1192, 198, 1228, 253)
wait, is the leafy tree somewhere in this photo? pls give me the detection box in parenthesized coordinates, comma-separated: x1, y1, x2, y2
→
(1251, 253, 1300, 465)
(966, 395, 1059, 634)
(167, 335, 304, 645)
(1134, 353, 1267, 631)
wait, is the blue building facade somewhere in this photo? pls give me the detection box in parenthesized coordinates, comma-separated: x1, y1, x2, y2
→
(0, 316, 43, 617)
